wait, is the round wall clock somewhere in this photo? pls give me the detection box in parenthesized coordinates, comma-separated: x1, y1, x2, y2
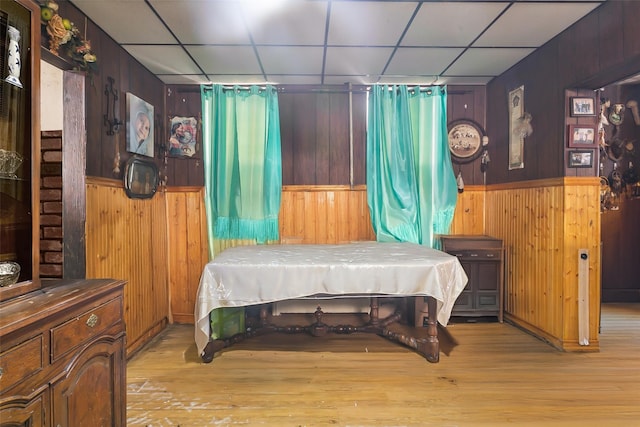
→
(447, 119, 485, 163)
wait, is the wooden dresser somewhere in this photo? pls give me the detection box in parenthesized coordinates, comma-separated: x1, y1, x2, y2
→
(440, 235, 504, 322)
(0, 279, 126, 427)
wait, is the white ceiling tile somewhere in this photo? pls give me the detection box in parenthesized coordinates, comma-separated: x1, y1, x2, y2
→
(474, 2, 601, 47)
(205, 75, 271, 85)
(69, 0, 606, 85)
(376, 75, 443, 85)
(438, 76, 493, 85)
(186, 45, 262, 74)
(446, 48, 535, 76)
(123, 45, 202, 74)
(385, 48, 464, 77)
(150, 0, 250, 45)
(328, 1, 417, 46)
(268, 75, 324, 85)
(72, 1, 176, 44)
(325, 47, 394, 76)
(243, 1, 328, 45)
(257, 46, 324, 74)
(322, 75, 375, 85)
(402, 2, 509, 47)
(158, 74, 210, 85)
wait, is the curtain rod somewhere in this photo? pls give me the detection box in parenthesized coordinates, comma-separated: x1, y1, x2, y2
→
(199, 84, 472, 95)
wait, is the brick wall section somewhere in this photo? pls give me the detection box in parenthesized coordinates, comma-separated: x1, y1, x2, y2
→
(40, 131, 63, 278)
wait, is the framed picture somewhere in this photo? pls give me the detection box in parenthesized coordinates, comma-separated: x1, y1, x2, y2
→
(126, 93, 154, 157)
(168, 116, 198, 158)
(568, 150, 593, 168)
(508, 85, 525, 170)
(568, 124, 597, 148)
(570, 97, 596, 117)
(447, 119, 485, 163)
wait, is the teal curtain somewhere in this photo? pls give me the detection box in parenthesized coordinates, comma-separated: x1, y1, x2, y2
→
(201, 84, 282, 253)
(367, 85, 457, 247)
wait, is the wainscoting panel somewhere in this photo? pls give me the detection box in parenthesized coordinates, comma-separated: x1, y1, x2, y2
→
(485, 178, 601, 351)
(165, 187, 210, 324)
(450, 186, 485, 236)
(85, 178, 169, 356)
(279, 185, 376, 244)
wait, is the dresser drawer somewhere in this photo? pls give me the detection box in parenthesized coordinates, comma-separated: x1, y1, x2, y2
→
(51, 297, 122, 361)
(0, 335, 44, 393)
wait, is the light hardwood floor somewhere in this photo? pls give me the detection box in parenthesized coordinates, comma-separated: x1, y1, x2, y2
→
(126, 304, 640, 426)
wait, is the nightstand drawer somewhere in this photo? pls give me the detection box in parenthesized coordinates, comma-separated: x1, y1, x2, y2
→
(0, 335, 43, 392)
(449, 249, 502, 260)
(51, 298, 122, 361)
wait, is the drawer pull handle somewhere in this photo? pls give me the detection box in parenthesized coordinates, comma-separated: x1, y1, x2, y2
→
(486, 253, 495, 257)
(86, 313, 99, 328)
(470, 253, 479, 257)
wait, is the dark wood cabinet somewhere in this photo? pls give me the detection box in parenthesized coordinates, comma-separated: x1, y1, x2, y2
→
(440, 235, 504, 322)
(0, 279, 126, 427)
(0, 0, 41, 302)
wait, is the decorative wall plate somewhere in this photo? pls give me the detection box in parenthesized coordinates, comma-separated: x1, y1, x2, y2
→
(447, 119, 485, 163)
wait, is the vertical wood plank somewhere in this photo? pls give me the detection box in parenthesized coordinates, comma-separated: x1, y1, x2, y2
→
(86, 179, 169, 356)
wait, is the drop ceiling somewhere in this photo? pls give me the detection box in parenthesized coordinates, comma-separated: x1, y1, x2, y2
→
(70, 0, 605, 86)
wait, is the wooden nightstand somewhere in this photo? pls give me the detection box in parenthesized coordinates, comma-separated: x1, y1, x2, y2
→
(440, 235, 504, 322)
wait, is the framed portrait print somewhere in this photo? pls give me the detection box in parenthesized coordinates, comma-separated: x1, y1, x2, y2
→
(570, 97, 596, 117)
(447, 119, 485, 163)
(568, 150, 593, 168)
(568, 124, 597, 148)
(168, 116, 198, 158)
(126, 93, 154, 157)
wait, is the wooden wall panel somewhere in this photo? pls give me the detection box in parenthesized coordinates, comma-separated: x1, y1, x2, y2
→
(448, 86, 487, 187)
(279, 186, 376, 244)
(165, 187, 210, 324)
(561, 179, 601, 350)
(278, 87, 367, 186)
(485, 178, 601, 351)
(164, 86, 205, 187)
(85, 178, 169, 356)
(449, 186, 485, 236)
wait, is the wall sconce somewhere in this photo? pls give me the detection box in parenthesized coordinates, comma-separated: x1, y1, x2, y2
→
(104, 76, 123, 135)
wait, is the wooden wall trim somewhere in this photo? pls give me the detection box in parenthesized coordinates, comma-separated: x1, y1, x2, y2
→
(165, 186, 204, 193)
(62, 71, 86, 279)
(487, 177, 599, 191)
(86, 176, 122, 188)
(283, 184, 367, 192)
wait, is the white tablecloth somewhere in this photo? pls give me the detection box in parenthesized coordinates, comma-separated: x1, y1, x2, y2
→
(195, 242, 468, 355)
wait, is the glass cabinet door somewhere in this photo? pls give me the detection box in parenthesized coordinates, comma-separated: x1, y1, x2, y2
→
(0, 0, 40, 301)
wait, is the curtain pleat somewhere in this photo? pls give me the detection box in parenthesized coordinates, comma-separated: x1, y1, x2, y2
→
(201, 84, 282, 254)
(367, 85, 457, 247)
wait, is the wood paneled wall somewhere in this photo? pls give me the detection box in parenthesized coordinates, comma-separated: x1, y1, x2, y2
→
(279, 185, 375, 244)
(165, 187, 209, 324)
(279, 87, 368, 186)
(485, 178, 601, 351)
(85, 178, 169, 356)
(449, 186, 485, 236)
(163, 185, 376, 323)
(86, 175, 603, 353)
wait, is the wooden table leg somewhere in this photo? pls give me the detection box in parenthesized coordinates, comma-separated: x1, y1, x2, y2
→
(369, 297, 379, 326)
(423, 296, 439, 362)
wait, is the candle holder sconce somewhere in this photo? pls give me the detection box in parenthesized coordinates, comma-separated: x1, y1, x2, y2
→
(104, 76, 123, 135)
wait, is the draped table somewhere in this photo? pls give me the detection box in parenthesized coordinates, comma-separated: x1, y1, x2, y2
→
(195, 242, 468, 362)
